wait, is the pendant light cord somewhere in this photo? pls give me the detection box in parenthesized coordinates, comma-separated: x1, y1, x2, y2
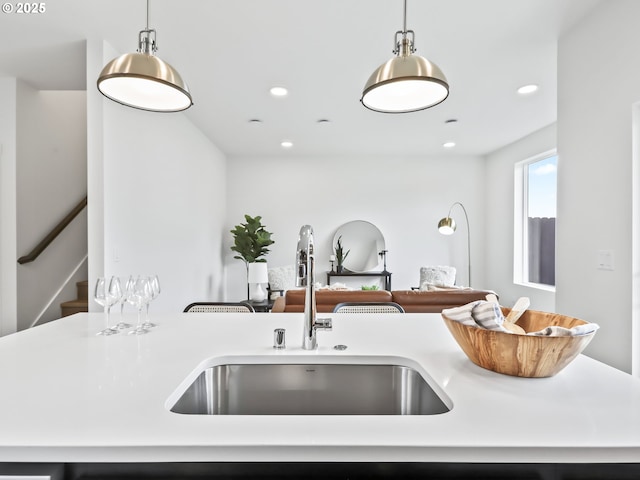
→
(140, 0, 156, 55)
(393, 0, 410, 54)
(402, 0, 407, 35)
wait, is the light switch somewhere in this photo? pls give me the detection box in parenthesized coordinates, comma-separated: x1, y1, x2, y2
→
(597, 250, 614, 270)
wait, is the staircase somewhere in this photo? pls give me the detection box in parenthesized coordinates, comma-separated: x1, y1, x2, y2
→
(60, 280, 88, 317)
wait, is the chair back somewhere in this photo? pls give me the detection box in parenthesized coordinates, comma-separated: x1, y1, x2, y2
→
(332, 302, 405, 314)
(183, 302, 255, 313)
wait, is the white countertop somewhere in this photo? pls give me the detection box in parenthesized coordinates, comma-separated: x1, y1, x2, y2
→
(1, 311, 640, 464)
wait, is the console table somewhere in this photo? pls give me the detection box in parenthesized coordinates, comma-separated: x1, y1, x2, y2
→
(326, 271, 392, 291)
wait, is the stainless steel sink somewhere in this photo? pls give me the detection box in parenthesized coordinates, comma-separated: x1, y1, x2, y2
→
(169, 360, 450, 415)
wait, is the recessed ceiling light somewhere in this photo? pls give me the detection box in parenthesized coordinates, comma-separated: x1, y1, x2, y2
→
(445, 119, 458, 124)
(443, 142, 456, 148)
(317, 119, 331, 124)
(270, 86, 288, 97)
(281, 140, 293, 148)
(517, 84, 539, 95)
(248, 119, 262, 124)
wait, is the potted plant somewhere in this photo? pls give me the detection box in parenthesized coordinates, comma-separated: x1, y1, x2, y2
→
(334, 235, 350, 273)
(230, 215, 275, 300)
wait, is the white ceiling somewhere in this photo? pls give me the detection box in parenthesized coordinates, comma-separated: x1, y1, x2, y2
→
(0, 0, 602, 158)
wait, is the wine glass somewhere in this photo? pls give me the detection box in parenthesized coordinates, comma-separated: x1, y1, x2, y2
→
(127, 276, 151, 335)
(94, 276, 119, 336)
(113, 276, 132, 330)
(141, 275, 160, 329)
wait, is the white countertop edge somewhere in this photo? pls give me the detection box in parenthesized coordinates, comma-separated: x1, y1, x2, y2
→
(3, 446, 640, 464)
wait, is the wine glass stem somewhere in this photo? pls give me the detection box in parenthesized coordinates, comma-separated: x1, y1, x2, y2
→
(106, 306, 111, 329)
(137, 307, 142, 329)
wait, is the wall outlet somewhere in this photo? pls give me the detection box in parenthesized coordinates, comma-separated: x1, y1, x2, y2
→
(597, 250, 614, 270)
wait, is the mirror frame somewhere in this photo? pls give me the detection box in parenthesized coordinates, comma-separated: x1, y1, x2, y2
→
(332, 220, 385, 273)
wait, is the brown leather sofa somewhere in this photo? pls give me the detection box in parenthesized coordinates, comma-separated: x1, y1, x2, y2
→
(272, 289, 393, 313)
(272, 288, 494, 313)
(390, 289, 494, 313)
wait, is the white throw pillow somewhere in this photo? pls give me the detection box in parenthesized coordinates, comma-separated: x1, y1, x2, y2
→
(268, 265, 297, 291)
(419, 266, 457, 290)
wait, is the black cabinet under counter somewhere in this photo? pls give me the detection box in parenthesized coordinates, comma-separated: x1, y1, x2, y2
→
(14, 462, 640, 479)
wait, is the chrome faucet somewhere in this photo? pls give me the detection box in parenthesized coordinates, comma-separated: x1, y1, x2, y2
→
(296, 225, 332, 350)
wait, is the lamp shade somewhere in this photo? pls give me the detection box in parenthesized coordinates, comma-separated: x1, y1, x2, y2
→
(97, 52, 193, 112)
(247, 262, 269, 283)
(361, 53, 449, 113)
(437, 217, 456, 235)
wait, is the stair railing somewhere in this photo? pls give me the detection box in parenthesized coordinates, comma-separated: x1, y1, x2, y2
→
(17, 196, 88, 265)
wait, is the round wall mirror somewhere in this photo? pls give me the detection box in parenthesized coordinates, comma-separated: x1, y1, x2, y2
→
(332, 220, 385, 273)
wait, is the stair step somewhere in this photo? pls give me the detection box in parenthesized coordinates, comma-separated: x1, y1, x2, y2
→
(60, 280, 89, 317)
(60, 300, 88, 317)
(77, 280, 88, 301)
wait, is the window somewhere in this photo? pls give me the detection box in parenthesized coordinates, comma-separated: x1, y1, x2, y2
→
(514, 151, 557, 289)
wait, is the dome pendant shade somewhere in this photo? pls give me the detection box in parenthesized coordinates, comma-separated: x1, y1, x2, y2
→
(98, 52, 192, 112)
(361, 54, 449, 113)
(97, 3, 192, 113)
(361, 0, 448, 113)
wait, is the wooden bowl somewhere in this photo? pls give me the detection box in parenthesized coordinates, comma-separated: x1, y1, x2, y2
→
(441, 308, 596, 377)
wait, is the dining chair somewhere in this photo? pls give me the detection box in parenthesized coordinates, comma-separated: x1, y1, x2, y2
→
(183, 302, 255, 313)
(332, 302, 405, 314)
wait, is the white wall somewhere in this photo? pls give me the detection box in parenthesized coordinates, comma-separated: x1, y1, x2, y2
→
(86, 39, 105, 307)
(485, 123, 556, 312)
(87, 40, 229, 314)
(101, 103, 227, 311)
(15, 84, 87, 330)
(0, 78, 18, 336)
(225, 154, 486, 301)
(557, 0, 640, 373)
(634, 105, 640, 376)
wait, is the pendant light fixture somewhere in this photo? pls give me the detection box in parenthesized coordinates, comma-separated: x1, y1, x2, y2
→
(361, 0, 449, 113)
(97, 0, 193, 112)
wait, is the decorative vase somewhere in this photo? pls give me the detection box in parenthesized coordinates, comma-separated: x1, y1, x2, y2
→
(336, 265, 344, 274)
(249, 282, 266, 302)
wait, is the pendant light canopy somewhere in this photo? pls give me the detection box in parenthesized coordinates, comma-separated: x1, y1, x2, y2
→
(361, 0, 449, 113)
(97, 1, 192, 113)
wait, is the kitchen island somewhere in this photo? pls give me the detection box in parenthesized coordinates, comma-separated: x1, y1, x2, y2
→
(1, 312, 640, 478)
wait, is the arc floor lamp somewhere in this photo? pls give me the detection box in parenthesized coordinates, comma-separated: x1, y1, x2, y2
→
(437, 202, 471, 287)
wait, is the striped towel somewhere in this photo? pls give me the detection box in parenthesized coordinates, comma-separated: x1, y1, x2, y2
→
(442, 301, 482, 327)
(527, 323, 600, 337)
(443, 301, 510, 333)
(471, 301, 509, 332)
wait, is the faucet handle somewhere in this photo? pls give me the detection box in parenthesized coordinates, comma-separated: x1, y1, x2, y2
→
(315, 317, 332, 331)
